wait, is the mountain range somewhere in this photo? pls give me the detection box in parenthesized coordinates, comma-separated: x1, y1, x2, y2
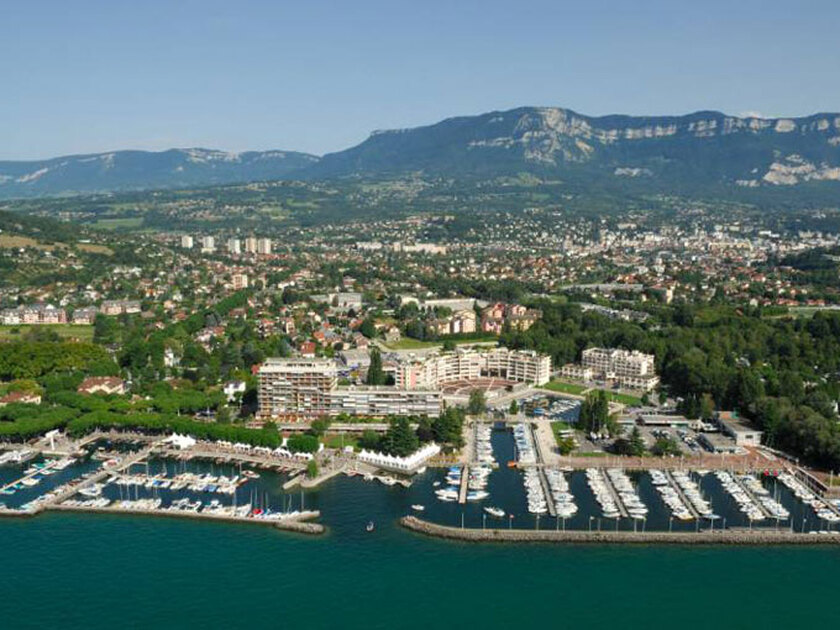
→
(2, 107, 839, 198)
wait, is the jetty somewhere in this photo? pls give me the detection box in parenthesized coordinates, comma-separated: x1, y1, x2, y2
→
(50, 503, 324, 534)
(400, 516, 840, 546)
(600, 468, 629, 518)
(530, 425, 556, 517)
(665, 471, 700, 519)
(458, 465, 470, 504)
(730, 474, 774, 520)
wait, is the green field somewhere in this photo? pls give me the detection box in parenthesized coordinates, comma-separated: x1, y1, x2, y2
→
(540, 380, 643, 406)
(605, 391, 643, 406)
(0, 324, 94, 342)
(540, 380, 588, 396)
(383, 338, 440, 350)
(322, 433, 359, 450)
(383, 334, 497, 351)
(94, 217, 144, 230)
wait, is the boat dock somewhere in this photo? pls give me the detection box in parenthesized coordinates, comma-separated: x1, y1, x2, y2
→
(458, 465, 470, 504)
(664, 471, 700, 519)
(530, 425, 556, 517)
(600, 469, 629, 518)
(730, 474, 774, 519)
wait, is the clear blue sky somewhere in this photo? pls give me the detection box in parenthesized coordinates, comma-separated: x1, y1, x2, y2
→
(2, 0, 839, 160)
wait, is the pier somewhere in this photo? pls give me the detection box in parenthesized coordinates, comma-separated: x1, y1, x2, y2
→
(400, 516, 840, 546)
(600, 469, 629, 518)
(665, 470, 700, 519)
(730, 473, 774, 520)
(458, 465, 470, 504)
(530, 425, 556, 517)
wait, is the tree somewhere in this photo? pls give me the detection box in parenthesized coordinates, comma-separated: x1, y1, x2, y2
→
(359, 318, 377, 339)
(579, 390, 610, 434)
(358, 430, 381, 450)
(556, 435, 576, 455)
(651, 436, 682, 457)
(306, 458, 319, 478)
(287, 434, 319, 453)
(309, 417, 331, 437)
(380, 417, 419, 457)
(509, 399, 519, 415)
(366, 347, 385, 385)
(467, 389, 487, 416)
(613, 427, 645, 456)
(432, 407, 465, 446)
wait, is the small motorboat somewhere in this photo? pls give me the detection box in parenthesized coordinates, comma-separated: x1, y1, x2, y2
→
(366, 521, 375, 532)
(410, 504, 425, 512)
(484, 506, 505, 518)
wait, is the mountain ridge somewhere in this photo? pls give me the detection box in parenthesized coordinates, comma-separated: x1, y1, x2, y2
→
(2, 106, 840, 198)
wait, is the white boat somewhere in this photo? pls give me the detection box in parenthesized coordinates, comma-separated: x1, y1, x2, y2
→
(410, 504, 425, 512)
(484, 506, 505, 518)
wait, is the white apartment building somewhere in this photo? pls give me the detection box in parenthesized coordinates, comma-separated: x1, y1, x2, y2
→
(232, 273, 249, 290)
(227, 238, 241, 254)
(180, 235, 194, 249)
(396, 347, 551, 389)
(256, 238, 272, 255)
(244, 237, 258, 254)
(201, 236, 215, 253)
(257, 358, 441, 418)
(580, 348, 659, 391)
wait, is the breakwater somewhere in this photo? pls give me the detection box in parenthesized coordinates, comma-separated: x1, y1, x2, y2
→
(49, 503, 326, 534)
(400, 516, 840, 546)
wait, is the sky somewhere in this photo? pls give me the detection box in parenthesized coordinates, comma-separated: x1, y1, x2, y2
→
(2, 0, 839, 160)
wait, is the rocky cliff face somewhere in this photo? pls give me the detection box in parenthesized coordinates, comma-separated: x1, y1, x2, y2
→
(310, 107, 840, 188)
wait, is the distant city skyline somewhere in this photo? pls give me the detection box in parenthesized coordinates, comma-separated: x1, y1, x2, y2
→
(2, 0, 839, 160)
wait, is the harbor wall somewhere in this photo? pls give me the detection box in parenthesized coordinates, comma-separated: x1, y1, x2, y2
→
(400, 516, 840, 546)
(45, 504, 326, 534)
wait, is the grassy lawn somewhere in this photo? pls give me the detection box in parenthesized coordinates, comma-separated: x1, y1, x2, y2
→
(604, 391, 644, 406)
(576, 451, 609, 458)
(0, 324, 94, 342)
(540, 380, 588, 395)
(540, 380, 643, 406)
(384, 338, 441, 350)
(323, 433, 359, 450)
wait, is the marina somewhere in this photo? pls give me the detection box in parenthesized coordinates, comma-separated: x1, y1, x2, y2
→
(2, 427, 840, 538)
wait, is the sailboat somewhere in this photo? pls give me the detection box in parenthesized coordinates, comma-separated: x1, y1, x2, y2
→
(366, 521, 375, 532)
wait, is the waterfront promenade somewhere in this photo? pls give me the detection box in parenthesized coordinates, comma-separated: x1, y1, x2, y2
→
(400, 516, 840, 546)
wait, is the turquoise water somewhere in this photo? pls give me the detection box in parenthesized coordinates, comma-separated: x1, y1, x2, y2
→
(2, 474, 840, 629)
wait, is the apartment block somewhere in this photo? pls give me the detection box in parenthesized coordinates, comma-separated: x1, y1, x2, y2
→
(257, 358, 443, 419)
(580, 347, 659, 391)
(396, 347, 551, 389)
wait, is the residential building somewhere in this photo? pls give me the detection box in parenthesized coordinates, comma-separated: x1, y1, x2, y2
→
(232, 273, 249, 290)
(580, 347, 659, 391)
(396, 347, 551, 389)
(257, 358, 441, 418)
(227, 238, 241, 254)
(201, 236, 215, 253)
(77, 377, 126, 396)
(256, 238, 272, 255)
(244, 237, 258, 254)
(180, 235, 194, 249)
(72, 307, 98, 325)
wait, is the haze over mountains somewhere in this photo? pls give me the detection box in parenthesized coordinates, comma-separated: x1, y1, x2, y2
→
(2, 106, 840, 199)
